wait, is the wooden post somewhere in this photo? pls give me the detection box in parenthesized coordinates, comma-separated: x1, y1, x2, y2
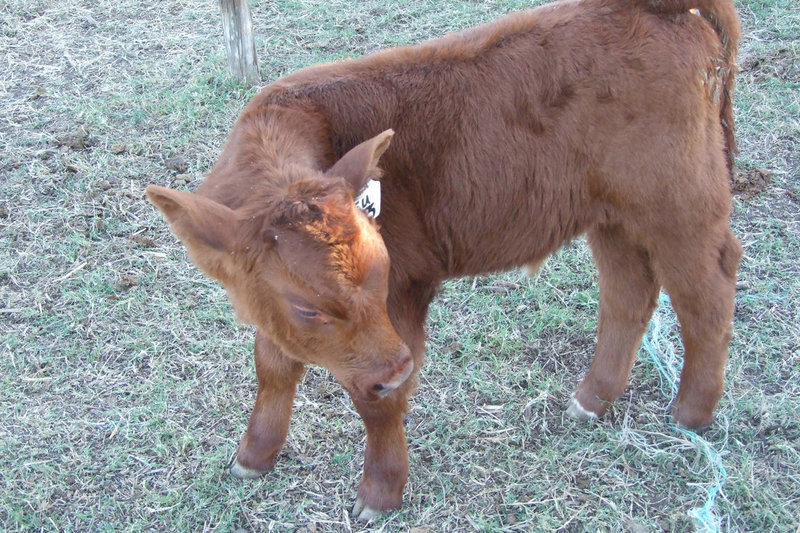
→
(219, 0, 259, 85)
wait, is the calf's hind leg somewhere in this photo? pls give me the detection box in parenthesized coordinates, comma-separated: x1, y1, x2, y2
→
(569, 225, 660, 419)
(231, 331, 304, 478)
(654, 228, 741, 429)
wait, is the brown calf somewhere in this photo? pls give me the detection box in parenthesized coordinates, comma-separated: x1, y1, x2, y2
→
(147, 0, 741, 519)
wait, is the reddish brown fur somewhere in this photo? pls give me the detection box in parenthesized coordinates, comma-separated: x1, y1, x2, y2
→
(147, 0, 741, 516)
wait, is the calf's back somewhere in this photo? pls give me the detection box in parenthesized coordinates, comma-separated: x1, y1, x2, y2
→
(199, 0, 737, 285)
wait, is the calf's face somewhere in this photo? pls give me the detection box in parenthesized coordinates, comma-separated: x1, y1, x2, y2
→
(147, 130, 412, 401)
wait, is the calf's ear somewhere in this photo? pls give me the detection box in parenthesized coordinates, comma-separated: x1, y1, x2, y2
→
(146, 185, 238, 279)
(325, 129, 394, 194)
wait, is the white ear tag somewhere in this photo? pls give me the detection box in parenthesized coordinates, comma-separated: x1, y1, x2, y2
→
(354, 179, 381, 218)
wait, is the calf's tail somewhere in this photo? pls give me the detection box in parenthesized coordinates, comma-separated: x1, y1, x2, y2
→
(645, 0, 740, 173)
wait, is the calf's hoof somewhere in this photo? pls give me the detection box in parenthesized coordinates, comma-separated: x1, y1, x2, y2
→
(351, 498, 382, 522)
(565, 393, 599, 421)
(230, 459, 270, 480)
(672, 403, 713, 432)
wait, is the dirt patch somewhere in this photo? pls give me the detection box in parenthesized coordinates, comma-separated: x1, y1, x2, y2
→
(164, 154, 189, 173)
(739, 47, 800, 83)
(128, 234, 156, 248)
(54, 128, 95, 150)
(732, 167, 771, 199)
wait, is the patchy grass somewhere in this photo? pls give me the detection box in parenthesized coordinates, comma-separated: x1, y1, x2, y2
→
(1, 0, 798, 531)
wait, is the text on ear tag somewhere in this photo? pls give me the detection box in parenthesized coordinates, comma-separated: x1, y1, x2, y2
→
(355, 179, 381, 218)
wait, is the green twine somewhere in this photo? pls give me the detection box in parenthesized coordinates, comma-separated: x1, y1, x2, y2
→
(641, 292, 727, 532)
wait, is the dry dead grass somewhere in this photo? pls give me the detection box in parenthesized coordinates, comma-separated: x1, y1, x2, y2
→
(1, 0, 798, 531)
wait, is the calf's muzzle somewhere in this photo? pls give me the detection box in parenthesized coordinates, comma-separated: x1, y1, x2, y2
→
(358, 345, 414, 400)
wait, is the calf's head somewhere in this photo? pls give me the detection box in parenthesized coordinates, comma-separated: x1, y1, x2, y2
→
(147, 130, 412, 401)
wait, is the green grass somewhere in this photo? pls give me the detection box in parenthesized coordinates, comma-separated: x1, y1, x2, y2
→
(1, 0, 799, 531)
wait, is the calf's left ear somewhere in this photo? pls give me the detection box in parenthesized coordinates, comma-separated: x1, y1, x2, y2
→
(325, 129, 394, 194)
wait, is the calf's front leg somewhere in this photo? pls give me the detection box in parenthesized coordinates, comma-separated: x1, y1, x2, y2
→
(231, 331, 304, 478)
(349, 280, 434, 520)
(350, 388, 410, 521)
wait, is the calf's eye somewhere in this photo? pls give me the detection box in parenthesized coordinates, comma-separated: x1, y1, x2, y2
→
(294, 306, 319, 321)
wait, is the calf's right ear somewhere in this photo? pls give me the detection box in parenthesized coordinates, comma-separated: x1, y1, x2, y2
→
(146, 185, 238, 279)
(325, 129, 394, 194)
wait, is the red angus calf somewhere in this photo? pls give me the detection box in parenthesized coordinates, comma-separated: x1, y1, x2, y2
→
(147, 0, 741, 519)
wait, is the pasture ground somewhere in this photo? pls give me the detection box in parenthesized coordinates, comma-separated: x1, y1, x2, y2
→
(1, 0, 798, 531)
